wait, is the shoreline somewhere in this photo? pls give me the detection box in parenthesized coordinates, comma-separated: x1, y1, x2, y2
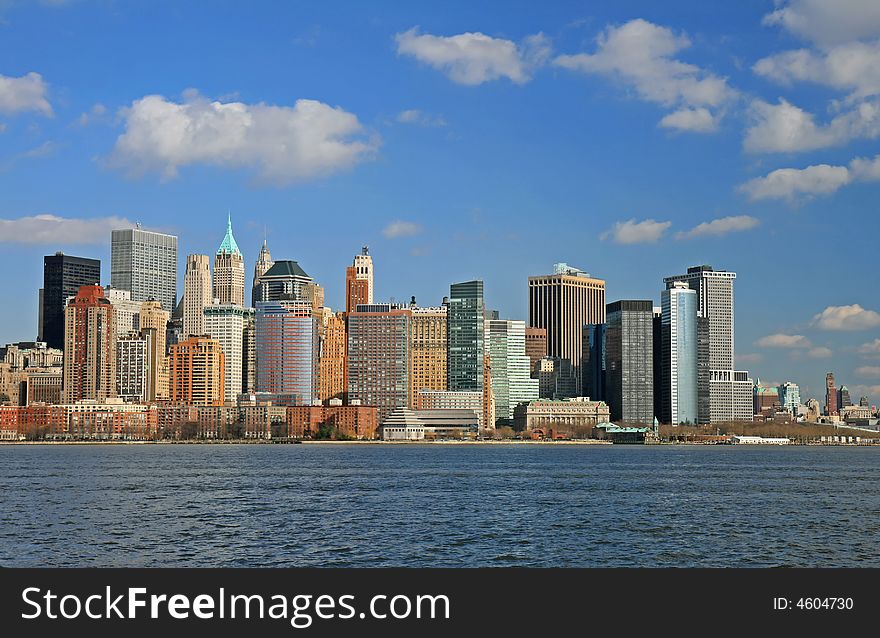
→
(1, 439, 877, 447)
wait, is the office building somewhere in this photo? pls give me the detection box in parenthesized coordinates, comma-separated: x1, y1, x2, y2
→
(252, 239, 274, 308)
(318, 308, 347, 403)
(709, 370, 754, 422)
(528, 263, 606, 394)
(110, 226, 178, 312)
(525, 327, 547, 375)
(347, 304, 410, 423)
(138, 300, 169, 401)
(513, 397, 611, 433)
(104, 287, 141, 338)
(345, 247, 374, 313)
(778, 382, 800, 414)
(417, 389, 485, 429)
(838, 385, 852, 410)
(213, 214, 245, 307)
(253, 260, 314, 304)
(660, 281, 697, 425)
(117, 332, 148, 402)
(536, 356, 578, 400)
(204, 303, 253, 403)
(168, 336, 225, 406)
(582, 323, 606, 401)
(183, 254, 212, 338)
(825, 372, 838, 416)
(242, 311, 256, 395)
(448, 280, 484, 391)
(604, 300, 654, 424)
(485, 319, 539, 424)
(255, 300, 319, 403)
(409, 302, 448, 408)
(40, 252, 101, 350)
(62, 285, 116, 403)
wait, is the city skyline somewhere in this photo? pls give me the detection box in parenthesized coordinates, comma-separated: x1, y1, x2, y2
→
(2, 1, 880, 402)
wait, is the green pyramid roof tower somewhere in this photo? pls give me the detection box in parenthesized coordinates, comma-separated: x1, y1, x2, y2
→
(217, 213, 241, 255)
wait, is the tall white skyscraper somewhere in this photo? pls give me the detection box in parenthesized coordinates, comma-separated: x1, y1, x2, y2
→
(183, 254, 212, 338)
(485, 319, 539, 424)
(110, 226, 178, 313)
(661, 282, 698, 425)
(213, 214, 245, 307)
(204, 302, 253, 403)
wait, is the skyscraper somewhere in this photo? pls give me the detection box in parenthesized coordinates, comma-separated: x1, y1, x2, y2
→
(62, 285, 116, 403)
(528, 263, 605, 393)
(183, 254, 212, 338)
(661, 282, 697, 425)
(213, 214, 245, 307)
(582, 323, 606, 402)
(347, 304, 411, 423)
(204, 302, 253, 403)
(168, 336, 225, 406)
(139, 300, 169, 400)
(41, 252, 101, 350)
(318, 308, 347, 403)
(525, 327, 547, 375)
(605, 300, 654, 424)
(110, 226, 178, 313)
(409, 302, 448, 408)
(838, 385, 852, 410)
(255, 300, 319, 403)
(253, 260, 313, 304)
(252, 239, 274, 308)
(778, 382, 801, 414)
(117, 332, 148, 402)
(448, 280, 484, 391)
(345, 247, 374, 313)
(486, 319, 540, 423)
(825, 372, 838, 416)
(104, 287, 142, 338)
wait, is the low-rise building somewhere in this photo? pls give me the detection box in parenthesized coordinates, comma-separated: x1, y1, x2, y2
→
(287, 402, 378, 439)
(513, 397, 610, 433)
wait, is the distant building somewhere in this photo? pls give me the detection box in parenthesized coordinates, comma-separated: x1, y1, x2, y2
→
(253, 260, 314, 304)
(318, 309, 347, 403)
(582, 323, 606, 402)
(778, 382, 800, 414)
(380, 407, 477, 440)
(111, 227, 178, 313)
(117, 332, 148, 402)
(838, 385, 852, 410)
(345, 247, 374, 313)
(287, 403, 378, 439)
(604, 300, 654, 424)
(536, 356, 578, 400)
(252, 239, 274, 308)
(138, 300, 169, 401)
(524, 327, 547, 375)
(513, 397, 610, 433)
(409, 303, 448, 408)
(40, 252, 101, 349)
(168, 336, 225, 406)
(417, 389, 485, 429)
(825, 372, 838, 416)
(104, 288, 142, 338)
(754, 380, 780, 416)
(63, 285, 116, 403)
(213, 215, 245, 307)
(660, 281, 697, 425)
(448, 280, 485, 391)
(204, 303, 253, 403)
(255, 300, 318, 403)
(183, 254, 212, 338)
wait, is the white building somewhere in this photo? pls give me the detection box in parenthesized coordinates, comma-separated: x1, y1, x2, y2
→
(485, 319, 539, 424)
(417, 389, 484, 428)
(117, 332, 148, 401)
(709, 370, 754, 422)
(352, 246, 374, 304)
(105, 288, 142, 338)
(204, 303, 254, 404)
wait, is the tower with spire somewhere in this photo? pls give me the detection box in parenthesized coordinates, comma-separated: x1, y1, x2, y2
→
(252, 234, 274, 308)
(213, 213, 245, 307)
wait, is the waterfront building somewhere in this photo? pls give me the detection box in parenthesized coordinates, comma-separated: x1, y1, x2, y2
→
(110, 226, 178, 312)
(778, 382, 801, 414)
(40, 252, 101, 349)
(536, 356, 578, 400)
(512, 397, 611, 433)
(253, 260, 314, 304)
(486, 319, 539, 424)
(660, 281, 698, 425)
(286, 403, 378, 439)
(408, 302, 448, 408)
(448, 280, 484, 391)
(255, 300, 319, 403)
(347, 304, 411, 423)
(1, 399, 158, 440)
(709, 370, 754, 422)
(116, 332, 149, 402)
(525, 327, 547, 375)
(417, 389, 485, 429)
(213, 215, 245, 307)
(825, 372, 838, 416)
(138, 300, 169, 400)
(104, 287, 141, 338)
(168, 336, 225, 406)
(252, 239, 274, 308)
(1, 341, 63, 369)
(604, 300, 654, 424)
(203, 302, 253, 403)
(754, 380, 780, 417)
(183, 254, 212, 338)
(62, 285, 116, 403)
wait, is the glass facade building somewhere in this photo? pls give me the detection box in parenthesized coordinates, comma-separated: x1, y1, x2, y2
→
(255, 300, 318, 404)
(448, 280, 484, 391)
(110, 227, 178, 313)
(41, 253, 101, 350)
(485, 319, 539, 423)
(605, 300, 654, 424)
(661, 282, 697, 425)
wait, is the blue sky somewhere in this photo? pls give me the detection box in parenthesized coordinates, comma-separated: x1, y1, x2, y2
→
(2, 0, 880, 403)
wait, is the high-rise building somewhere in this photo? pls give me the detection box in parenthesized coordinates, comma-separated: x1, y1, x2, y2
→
(168, 336, 225, 406)
(139, 300, 169, 401)
(525, 327, 547, 375)
(652, 307, 662, 420)
(825, 372, 838, 416)
(859, 395, 870, 408)
(242, 311, 256, 395)
(485, 319, 540, 424)
(203, 302, 253, 403)
(709, 370, 754, 422)
(253, 260, 314, 304)
(838, 385, 852, 410)
(41, 252, 101, 350)
(104, 287, 142, 338)
(528, 263, 605, 394)
(318, 308, 347, 403)
(255, 300, 319, 403)
(777, 382, 800, 414)
(409, 302, 448, 408)
(110, 226, 178, 313)
(605, 300, 654, 424)
(536, 356, 578, 400)
(660, 281, 698, 425)
(252, 239, 274, 308)
(582, 323, 606, 402)
(345, 247, 374, 313)
(213, 214, 245, 307)
(62, 285, 116, 403)
(347, 304, 410, 423)
(183, 254, 212, 338)
(117, 332, 148, 402)
(448, 280, 484, 391)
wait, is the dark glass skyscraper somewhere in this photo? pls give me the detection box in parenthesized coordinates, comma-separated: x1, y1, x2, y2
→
(448, 280, 484, 391)
(41, 252, 101, 349)
(582, 323, 606, 402)
(605, 300, 654, 424)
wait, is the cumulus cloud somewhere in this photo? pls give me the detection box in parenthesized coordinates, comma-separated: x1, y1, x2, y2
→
(76, 103, 107, 127)
(396, 109, 447, 127)
(554, 19, 736, 131)
(395, 28, 550, 85)
(0, 72, 52, 116)
(600, 218, 671, 244)
(675, 215, 759, 239)
(856, 365, 880, 378)
(755, 333, 812, 348)
(807, 346, 833, 358)
(382, 220, 423, 239)
(736, 353, 764, 364)
(108, 91, 378, 184)
(738, 163, 852, 202)
(858, 338, 880, 356)
(0, 214, 134, 244)
(813, 304, 880, 330)
(762, 0, 880, 47)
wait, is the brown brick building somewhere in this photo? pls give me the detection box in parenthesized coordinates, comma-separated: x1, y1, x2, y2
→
(287, 404, 378, 439)
(168, 336, 225, 406)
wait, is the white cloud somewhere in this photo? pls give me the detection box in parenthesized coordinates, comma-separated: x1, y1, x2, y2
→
(755, 333, 812, 348)
(76, 103, 107, 127)
(762, 0, 880, 47)
(743, 98, 880, 153)
(109, 91, 378, 184)
(382, 220, 423, 239)
(0, 214, 134, 244)
(600, 218, 671, 244)
(0, 72, 52, 116)
(396, 109, 447, 127)
(855, 365, 880, 378)
(738, 163, 852, 202)
(806, 346, 833, 358)
(736, 353, 764, 364)
(554, 19, 736, 131)
(395, 28, 550, 85)
(659, 107, 718, 132)
(813, 304, 880, 330)
(675, 215, 759, 239)
(858, 339, 880, 356)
